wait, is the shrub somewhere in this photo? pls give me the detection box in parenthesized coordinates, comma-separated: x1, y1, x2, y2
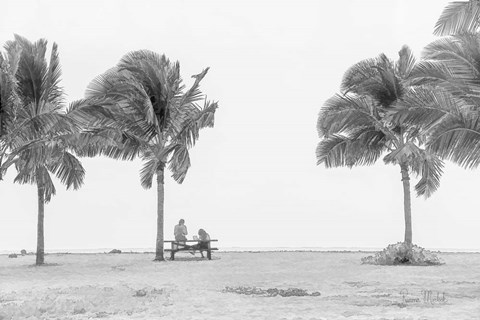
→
(361, 242, 443, 266)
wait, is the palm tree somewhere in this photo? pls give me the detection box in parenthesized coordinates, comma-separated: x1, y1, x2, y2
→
(83, 51, 218, 261)
(316, 46, 445, 245)
(0, 35, 86, 265)
(434, 0, 480, 36)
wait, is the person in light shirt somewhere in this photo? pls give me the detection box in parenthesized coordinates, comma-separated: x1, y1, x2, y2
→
(174, 219, 188, 245)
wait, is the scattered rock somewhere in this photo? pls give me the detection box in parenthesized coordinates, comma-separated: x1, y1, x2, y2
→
(37, 307, 47, 314)
(134, 289, 147, 297)
(95, 311, 109, 318)
(73, 307, 86, 314)
(151, 288, 165, 295)
(108, 249, 122, 254)
(8, 254, 17, 258)
(111, 265, 126, 271)
(20, 249, 27, 255)
(223, 286, 321, 297)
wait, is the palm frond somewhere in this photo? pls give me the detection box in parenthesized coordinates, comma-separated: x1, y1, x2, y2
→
(168, 144, 191, 183)
(341, 57, 382, 94)
(6, 112, 79, 149)
(41, 42, 64, 108)
(408, 59, 456, 89)
(428, 115, 480, 168)
(410, 152, 444, 198)
(396, 45, 416, 79)
(176, 68, 209, 108)
(318, 93, 394, 138)
(341, 53, 402, 107)
(170, 100, 217, 148)
(393, 87, 464, 131)
(13, 164, 56, 202)
(37, 166, 56, 203)
(66, 98, 120, 128)
(47, 151, 85, 190)
(0, 43, 22, 138)
(383, 141, 423, 165)
(14, 35, 49, 110)
(316, 126, 385, 168)
(139, 157, 159, 189)
(423, 35, 480, 89)
(316, 135, 350, 168)
(434, 1, 480, 36)
(86, 69, 158, 126)
(118, 50, 171, 127)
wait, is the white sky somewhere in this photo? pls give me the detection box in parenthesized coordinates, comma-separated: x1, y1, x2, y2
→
(2, 0, 478, 252)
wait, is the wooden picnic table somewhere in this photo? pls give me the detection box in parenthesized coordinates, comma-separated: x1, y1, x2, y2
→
(164, 239, 218, 260)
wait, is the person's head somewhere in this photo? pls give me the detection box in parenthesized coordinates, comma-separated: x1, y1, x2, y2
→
(179, 219, 185, 225)
(198, 229, 206, 237)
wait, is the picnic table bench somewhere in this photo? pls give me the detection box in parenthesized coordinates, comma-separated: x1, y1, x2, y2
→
(164, 240, 218, 260)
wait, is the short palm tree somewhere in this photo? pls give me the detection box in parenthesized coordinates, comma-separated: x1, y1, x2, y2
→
(0, 35, 85, 265)
(83, 50, 218, 261)
(316, 46, 445, 245)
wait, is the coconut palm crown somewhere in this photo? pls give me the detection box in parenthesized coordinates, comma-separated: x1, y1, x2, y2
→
(83, 50, 218, 261)
(434, 0, 480, 36)
(393, 32, 480, 169)
(316, 46, 445, 245)
(0, 40, 22, 179)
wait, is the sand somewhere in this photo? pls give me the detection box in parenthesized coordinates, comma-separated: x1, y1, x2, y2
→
(1, 251, 479, 319)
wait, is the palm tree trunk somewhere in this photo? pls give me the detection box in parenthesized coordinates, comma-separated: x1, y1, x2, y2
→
(399, 163, 412, 245)
(154, 165, 165, 261)
(36, 177, 45, 265)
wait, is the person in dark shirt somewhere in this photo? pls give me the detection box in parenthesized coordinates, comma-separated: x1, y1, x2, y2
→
(192, 229, 211, 258)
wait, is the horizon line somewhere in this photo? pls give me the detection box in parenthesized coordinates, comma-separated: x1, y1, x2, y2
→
(2, 246, 480, 254)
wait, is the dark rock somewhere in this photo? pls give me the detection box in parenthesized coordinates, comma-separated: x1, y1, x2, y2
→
(8, 254, 17, 258)
(134, 289, 147, 297)
(109, 249, 122, 254)
(73, 307, 86, 314)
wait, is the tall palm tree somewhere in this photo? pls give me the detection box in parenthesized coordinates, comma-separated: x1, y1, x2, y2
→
(316, 46, 445, 245)
(83, 50, 218, 261)
(0, 35, 86, 265)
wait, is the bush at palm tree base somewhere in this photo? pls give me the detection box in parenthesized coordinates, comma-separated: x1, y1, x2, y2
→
(361, 242, 443, 266)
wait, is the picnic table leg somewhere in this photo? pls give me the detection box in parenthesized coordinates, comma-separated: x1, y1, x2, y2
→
(170, 243, 175, 260)
(207, 241, 212, 260)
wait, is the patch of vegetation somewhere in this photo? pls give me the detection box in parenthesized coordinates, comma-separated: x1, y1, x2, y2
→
(361, 242, 444, 266)
(223, 286, 321, 297)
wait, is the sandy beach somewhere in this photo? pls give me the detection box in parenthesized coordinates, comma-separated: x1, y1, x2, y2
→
(1, 251, 479, 319)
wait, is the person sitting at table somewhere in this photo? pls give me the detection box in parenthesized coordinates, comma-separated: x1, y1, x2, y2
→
(191, 229, 211, 258)
(174, 219, 189, 249)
